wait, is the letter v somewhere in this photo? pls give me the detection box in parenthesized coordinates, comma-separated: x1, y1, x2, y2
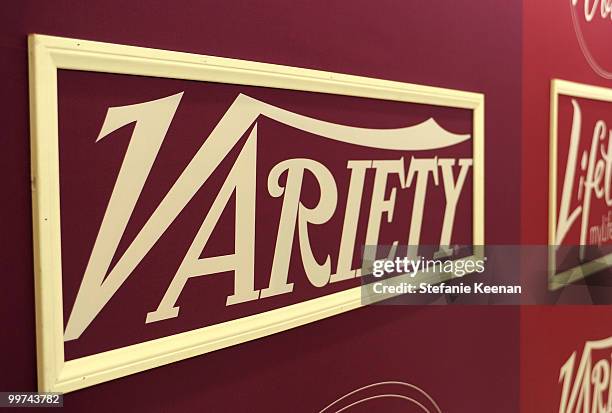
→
(64, 93, 264, 341)
(64, 93, 183, 340)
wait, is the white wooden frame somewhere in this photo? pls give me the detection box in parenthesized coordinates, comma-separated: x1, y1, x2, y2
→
(549, 79, 612, 290)
(29, 34, 485, 392)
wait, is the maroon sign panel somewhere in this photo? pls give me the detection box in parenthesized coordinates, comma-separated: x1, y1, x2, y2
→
(56, 70, 474, 360)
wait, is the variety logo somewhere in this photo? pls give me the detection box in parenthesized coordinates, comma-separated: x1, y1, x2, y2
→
(559, 337, 612, 413)
(64, 92, 473, 341)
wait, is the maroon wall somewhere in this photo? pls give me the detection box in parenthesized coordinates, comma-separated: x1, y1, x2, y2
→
(0, 1, 522, 411)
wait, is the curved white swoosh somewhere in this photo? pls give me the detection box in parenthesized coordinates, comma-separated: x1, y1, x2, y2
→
(329, 394, 430, 413)
(317, 380, 442, 413)
(241, 94, 471, 151)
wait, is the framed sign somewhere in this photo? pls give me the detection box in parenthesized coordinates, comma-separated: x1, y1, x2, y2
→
(549, 79, 612, 289)
(29, 34, 484, 392)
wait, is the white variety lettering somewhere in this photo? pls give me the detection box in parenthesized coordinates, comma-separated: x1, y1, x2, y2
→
(559, 337, 612, 413)
(64, 93, 472, 341)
